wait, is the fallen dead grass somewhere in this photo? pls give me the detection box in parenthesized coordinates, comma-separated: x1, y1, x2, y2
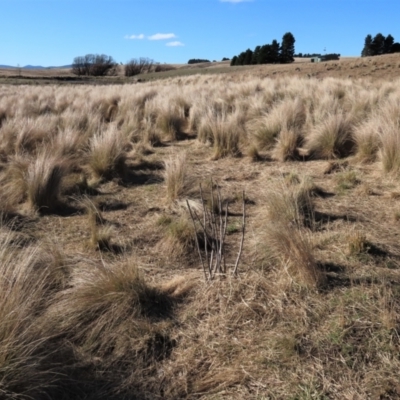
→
(1, 72, 400, 399)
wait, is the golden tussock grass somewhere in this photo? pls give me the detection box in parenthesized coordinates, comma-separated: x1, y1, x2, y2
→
(2, 70, 400, 398)
(260, 180, 326, 288)
(163, 152, 191, 203)
(88, 124, 128, 180)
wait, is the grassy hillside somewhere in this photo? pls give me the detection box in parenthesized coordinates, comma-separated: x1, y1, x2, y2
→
(1, 53, 400, 84)
(1, 70, 400, 398)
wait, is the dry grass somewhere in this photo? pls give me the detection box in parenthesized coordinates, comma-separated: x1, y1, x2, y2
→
(26, 150, 68, 212)
(306, 112, 355, 159)
(2, 70, 400, 399)
(379, 119, 400, 174)
(262, 181, 326, 287)
(88, 124, 127, 180)
(163, 152, 190, 203)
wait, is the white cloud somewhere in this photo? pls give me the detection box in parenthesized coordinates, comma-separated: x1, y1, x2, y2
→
(220, 0, 253, 3)
(148, 33, 177, 41)
(124, 34, 145, 40)
(166, 41, 184, 47)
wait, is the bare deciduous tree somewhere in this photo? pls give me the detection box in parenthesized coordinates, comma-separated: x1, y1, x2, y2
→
(72, 54, 117, 77)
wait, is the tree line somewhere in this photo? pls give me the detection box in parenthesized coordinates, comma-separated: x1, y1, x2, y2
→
(230, 32, 295, 66)
(294, 53, 340, 60)
(361, 33, 400, 57)
(188, 59, 210, 64)
(71, 54, 176, 77)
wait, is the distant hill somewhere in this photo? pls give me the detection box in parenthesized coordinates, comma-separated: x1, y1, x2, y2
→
(0, 64, 72, 69)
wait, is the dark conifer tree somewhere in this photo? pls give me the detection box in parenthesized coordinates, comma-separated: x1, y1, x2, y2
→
(252, 46, 261, 64)
(371, 33, 385, 55)
(361, 34, 373, 57)
(271, 40, 280, 63)
(244, 49, 254, 65)
(384, 34, 395, 54)
(280, 32, 295, 63)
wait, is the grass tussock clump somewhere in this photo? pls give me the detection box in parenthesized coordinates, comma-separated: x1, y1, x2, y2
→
(199, 110, 244, 159)
(163, 152, 191, 203)
(248, 98, 306, 152)
(26, 151, 69, 213)
(306, 112, 355, 159)
(157, 214, 197, 259)
(353, 119, 380, 163)
(156, 105, 186, 141)
(45, 260, 174, 369)
(260, 181, 326, 288)
(88, 124, 128, 180)
(379, 119, 400, 174)
(0, 236, 73, 399)
(272, 127, 302, 161)
(0, 154, 30, 207)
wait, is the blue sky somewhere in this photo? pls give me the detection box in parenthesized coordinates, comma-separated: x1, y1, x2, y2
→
(1, 0, 400, 66)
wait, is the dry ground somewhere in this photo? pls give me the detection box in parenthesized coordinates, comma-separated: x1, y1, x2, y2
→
(1, 63, 400, 399)
(1, 53, 399, 84)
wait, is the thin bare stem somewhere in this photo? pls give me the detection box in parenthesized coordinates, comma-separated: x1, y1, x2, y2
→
(233, 191, 246, 276)
(186, 200, 208, 281)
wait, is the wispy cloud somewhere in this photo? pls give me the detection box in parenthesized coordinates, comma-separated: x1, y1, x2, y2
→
(124, 34, 145, 40)
(220, 0, 253, 3)
(166, 41, 184, 47)
(148, 33, 177, 41)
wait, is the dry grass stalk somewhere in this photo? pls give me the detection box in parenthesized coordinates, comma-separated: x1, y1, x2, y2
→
(353, 120, 380, 163)
(306, 112, 355, 159)
(163, 152, 190, 203)
(0, 234, 68, 398)
(263, 182, 326, 287)
(88, 124, 127, 180)
(272, 127, 302, 161)
(379, 119, 400, 174)
(85, 199, 114, 251)
(187, 182, 245, 280)
(26, 151, 68, 212)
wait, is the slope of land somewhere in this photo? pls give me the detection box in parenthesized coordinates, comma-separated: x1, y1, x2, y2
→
(0, 53, 399, 85)
(1, 67, 400, 399)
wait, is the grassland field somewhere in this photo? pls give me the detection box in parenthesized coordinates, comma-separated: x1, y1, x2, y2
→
(1, 53, 400, 399)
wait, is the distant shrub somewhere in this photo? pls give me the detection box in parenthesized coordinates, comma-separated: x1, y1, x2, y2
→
(154, 64, 176, 72)
(125, 58, 154, 77)
(188, 59, 211, 64)
(71, 54, 117, 76)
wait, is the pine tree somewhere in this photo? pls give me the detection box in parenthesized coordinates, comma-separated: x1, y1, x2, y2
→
(384, 34, 395, 54)
(361, 34, 373, 57)
(371, 33, 385, 55)
(280, 32, 295, 63)
(271, 40, 280, 63)
(237, 52, 246, 66)
(230, 56, 238, 66)
(252, 46, 261, 64)
(244, 49, 253, 65)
